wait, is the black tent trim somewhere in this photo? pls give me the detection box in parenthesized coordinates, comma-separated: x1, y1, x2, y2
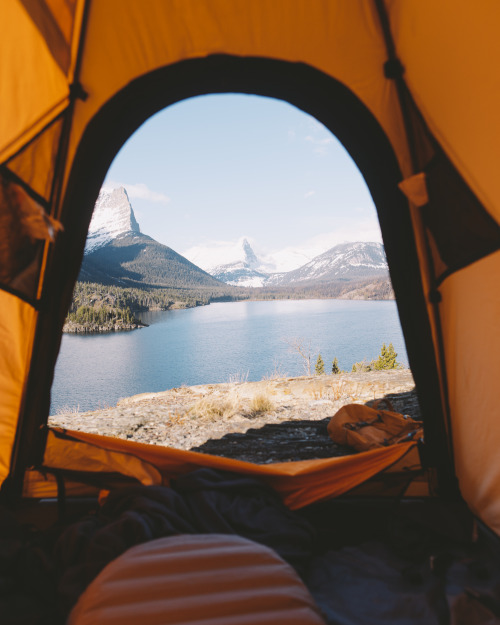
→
(0, 165, 50, 211)
(7, 55, 455, 497)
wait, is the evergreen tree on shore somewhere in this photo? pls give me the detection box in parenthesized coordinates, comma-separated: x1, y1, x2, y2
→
(315, 354, 325, 375)
(372, 342, 399, 370)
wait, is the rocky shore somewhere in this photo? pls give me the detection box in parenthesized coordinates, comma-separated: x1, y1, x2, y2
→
(49, 370, 420, 463)
(62, 320, 147, 333)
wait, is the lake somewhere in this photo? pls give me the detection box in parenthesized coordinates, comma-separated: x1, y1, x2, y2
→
(50, 299, 408, 414)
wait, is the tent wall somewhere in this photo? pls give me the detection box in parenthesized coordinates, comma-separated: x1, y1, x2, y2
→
(440, 251, 500, 533)
(0, 291, 37, 486)
(0, 1, 69, 166)
(388, 0, 500, 223)
(64, 0, 412, 188)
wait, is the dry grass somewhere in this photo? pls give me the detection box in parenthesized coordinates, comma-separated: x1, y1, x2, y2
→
(188, 396, 241, 421)
(248, 393, 275, 416)
(262, 361, 288, 381)
(308, 384, 327, 399)
(228, 371, 249, 384)
(54, 404, 81, 416)
(329, 380, 347, 401)
(165, 409, 187, 427)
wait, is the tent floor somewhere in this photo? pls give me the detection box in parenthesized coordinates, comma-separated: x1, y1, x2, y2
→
(3, 485, 500, 625)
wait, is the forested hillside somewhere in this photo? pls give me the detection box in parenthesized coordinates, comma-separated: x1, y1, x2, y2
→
(80, 232, 231, 289)
(63, 281, 250, 333)
(243, 277, 394, 301)
(69, 281, 248, 313)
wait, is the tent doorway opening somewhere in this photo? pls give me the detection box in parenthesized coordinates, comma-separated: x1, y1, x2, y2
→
(50, 92, 417, 464)
(12, 55, 447, 499)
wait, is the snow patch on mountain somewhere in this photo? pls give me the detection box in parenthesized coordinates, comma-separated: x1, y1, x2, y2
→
(183, 237, 314, 276)
(208, 239, 270, 286)
(85, 187, 140, 254)
(185, 238, 387, 288)
(182, 238, 268, 286)
(184, 237, 258, 272)
(269, 241, 388, 285)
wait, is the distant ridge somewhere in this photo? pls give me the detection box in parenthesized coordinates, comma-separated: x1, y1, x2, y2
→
(192, 239, 389, 289)
(266, 242, 388, 286)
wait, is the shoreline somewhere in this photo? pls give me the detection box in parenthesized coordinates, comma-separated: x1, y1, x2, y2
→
(49, 370, 418, 463)
(63, 294, 396, 334)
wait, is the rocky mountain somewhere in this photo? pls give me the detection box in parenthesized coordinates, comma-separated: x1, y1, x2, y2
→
(85, 187, 141, 253)
(266, 242, 388, 286)
(196, 239, 389, 288)
(208, 238, 270, 287)
(80, 187, 226, 290)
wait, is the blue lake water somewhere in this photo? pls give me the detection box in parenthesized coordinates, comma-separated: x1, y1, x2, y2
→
(50, 299, 408, 414)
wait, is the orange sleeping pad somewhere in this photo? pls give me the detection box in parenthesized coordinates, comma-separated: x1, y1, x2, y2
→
(68, 534, 326, 625)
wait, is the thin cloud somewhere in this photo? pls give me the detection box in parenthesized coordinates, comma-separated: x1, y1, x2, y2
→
(103, 180, 170, 204)
(304, 135, 334, 146)
(304, 134, 334, 155)
(183, 236, 257, 271)
(264, 220, 383, 272)
(304, 190, 315, 199)
(303, 224, 383, 253)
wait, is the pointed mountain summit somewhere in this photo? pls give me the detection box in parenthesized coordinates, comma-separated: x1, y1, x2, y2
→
(241, 238, 259, 268)
(209, 238, 269, 287)
(85, 187, 140, 253)
(80, 188, 225, 289)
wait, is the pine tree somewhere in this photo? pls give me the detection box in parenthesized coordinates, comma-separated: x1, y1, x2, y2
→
(372, 342, 400, 370)
(315, 353, 325, 375)
(331, 357, 340, 374)
(384, 342, 399, 369)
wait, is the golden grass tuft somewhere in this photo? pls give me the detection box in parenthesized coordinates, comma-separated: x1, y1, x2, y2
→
(189, 397, 241, 421)
(249, 393, 275, 415)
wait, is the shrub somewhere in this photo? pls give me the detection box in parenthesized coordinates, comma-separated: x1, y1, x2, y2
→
(352, 359, 372, 373)
(249, 394, 275, 415)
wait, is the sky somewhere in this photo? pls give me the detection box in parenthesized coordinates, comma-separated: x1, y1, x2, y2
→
(103, 94, 381, 271)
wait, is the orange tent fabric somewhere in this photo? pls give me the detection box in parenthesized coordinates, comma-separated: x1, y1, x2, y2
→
(29, 428, 418, 510)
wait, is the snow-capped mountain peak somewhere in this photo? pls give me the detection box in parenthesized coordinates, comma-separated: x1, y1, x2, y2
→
(208, 238, 269, 286)
(85, 187, 140, 253)
(241, 238, 259, 268)
(267, 241, 388, 285)
(184, 237, 259, 274)
(184, 239, 388, 288)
